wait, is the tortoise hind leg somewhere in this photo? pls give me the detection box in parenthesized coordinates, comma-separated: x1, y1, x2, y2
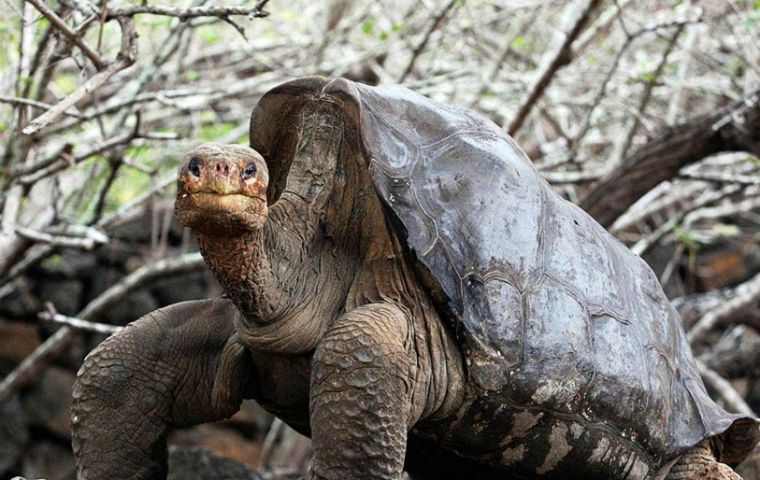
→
(664, 440, 742, 480)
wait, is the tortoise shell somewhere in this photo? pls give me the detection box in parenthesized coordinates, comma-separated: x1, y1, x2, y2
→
(250, 77, 758, 477)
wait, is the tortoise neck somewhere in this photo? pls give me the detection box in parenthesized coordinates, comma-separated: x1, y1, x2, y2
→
(196, 222, 287, 325)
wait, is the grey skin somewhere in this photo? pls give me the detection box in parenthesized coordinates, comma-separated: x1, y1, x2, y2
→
(72, 78, 757, 480)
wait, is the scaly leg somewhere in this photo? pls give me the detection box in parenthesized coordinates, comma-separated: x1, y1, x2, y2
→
(664, 440, 742, 480)
(309, 303, 417, 480)
(71, 298, 251, 479)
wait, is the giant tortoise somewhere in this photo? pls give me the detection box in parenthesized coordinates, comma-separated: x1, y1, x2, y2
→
(71, 77, 759, 479)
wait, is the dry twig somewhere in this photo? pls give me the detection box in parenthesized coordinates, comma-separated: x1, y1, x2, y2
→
(21, 17, 138, 136)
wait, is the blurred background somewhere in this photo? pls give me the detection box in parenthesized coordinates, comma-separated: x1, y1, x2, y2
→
(0, 0, 759, 478)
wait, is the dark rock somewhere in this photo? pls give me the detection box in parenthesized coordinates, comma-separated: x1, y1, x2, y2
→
(0, 319, 40, 364)
(226, 399, 275, 436)
(86, 265, 126, 298)
(107, 203, 185, 245)
(0, 278, 42, 318)
(0, 398, 29, 475)
(37, 278, 83, 316)
(22, 366, 75, 439)
(21, 441, 76, 480)
(737, 445, 760, 480)
(641, 242, 687, 298)
(106, 288, 159, 325)
(38, 251, 98, 279)
(168, 447, 262, 480)
(150, 270, 214, 306)
(170, 424, 262, 469)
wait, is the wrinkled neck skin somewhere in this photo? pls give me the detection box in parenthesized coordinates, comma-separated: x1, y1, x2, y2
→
(198, 105, 360, 354)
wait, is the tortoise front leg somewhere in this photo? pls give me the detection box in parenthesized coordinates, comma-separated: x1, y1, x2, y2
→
(309, 303, 417, 480)
(71, 298, 252, 479)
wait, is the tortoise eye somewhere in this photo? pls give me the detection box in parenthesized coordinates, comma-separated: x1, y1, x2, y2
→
(243, 161, 256, 179)
(188, 157, 201, 177)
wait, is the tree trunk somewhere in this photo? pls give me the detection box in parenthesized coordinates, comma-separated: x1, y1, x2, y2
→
(581, 90, 760, 228)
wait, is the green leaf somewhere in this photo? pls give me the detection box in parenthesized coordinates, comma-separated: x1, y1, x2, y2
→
(362, 20, 375, 35)
(510, 35, 526, 50)
(41, 254, 64, 270)
(199, 26, 220, 44)
(200, 121, 237, 141)
(55, 73, 78, 95)
(674, 226, 698, 251)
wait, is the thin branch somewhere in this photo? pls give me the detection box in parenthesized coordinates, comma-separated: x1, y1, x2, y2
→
(630, 184, 740, 256)
(24, 0, 106, 70)
(507, 0, 604, 136)
(399, 0, 459, 83)
(21, 17, 137, 136)
(617, 24, 684, 161)
(581, 89, 760, 227)
(39, 304, 123, 335)
(15, 225, 108, 250)
(0, 94, 83, 118)
(18, 131, 136, 185)
(696, 360, 756, 417)
(105, 1, 270, 20)
(688, 270, 760, 344)
(679, 171, 760, 186)
(542, 169, 603, 184)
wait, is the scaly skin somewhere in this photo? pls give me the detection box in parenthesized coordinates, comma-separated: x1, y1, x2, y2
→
(663, 441, 740, 480)
(71, 298, 250, 479)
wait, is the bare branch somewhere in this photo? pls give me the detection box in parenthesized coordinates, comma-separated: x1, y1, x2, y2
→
(15, 225, 108, 250)
(688, 270, 760, 344)
(697, 360, 756, 417)
(39, 304, 123, 334)
(21, 17, 138, 136)
(616, 24, 684, 161)
(24, 0, 106, 70)
(0, 94, 83, 118)
(581, 89, 760, 227)
(105, 1, 270, 20)
(678, 171, 760, 186)
(507, 0, 604, 136)
(399, 0, 459, 83)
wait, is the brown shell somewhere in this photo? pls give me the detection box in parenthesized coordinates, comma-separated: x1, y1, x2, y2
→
(250, 77, 759, 477)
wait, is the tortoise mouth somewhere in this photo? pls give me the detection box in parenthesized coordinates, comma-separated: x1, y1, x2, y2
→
(176, 191, 267, 232)
(182, 192, 263, 209)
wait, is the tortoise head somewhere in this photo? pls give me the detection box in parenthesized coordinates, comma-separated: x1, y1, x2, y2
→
(175, 142, 269, 235)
